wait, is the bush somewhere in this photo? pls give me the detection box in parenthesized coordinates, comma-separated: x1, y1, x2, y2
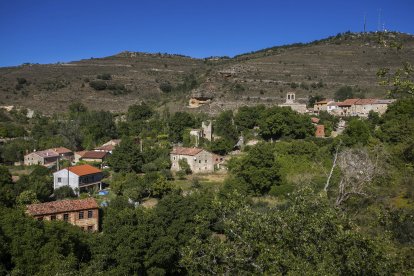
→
(269, 184, 294, 198)
(178, 159, 192, 174)
(176, 170, 186, 180)
(97, 73, 112, 80)
(89, 81, 107, 91)
(54, 186, 76, 199)
(159, 82, 173, 93)
(16, 78, 27, 85)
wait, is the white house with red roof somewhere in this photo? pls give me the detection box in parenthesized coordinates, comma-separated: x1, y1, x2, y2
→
(170, 147, 215, 173)
(53, 164, 103, 193)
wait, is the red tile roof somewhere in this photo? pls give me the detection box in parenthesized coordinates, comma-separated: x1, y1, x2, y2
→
(311, 117, 320, 124)
(81, 151, 108, 160)
(315, 125, 325, 138)
(337, 99, 360, 107)
(27, 198, 98, 216)
(31, 150, 59, 158)
(67, 164, 102, 176)
(171, 147, 204, 156)
(51, 147, 72, 154)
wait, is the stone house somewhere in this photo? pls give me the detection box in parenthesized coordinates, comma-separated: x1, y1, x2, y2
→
(170, 147, 215, 173)
(353, 99, 377, 117)
(355, 99, 396, 116)
(373, 99, 396, 114)
(313, 99, 334, 113)
(53, 164, 104, 194)
(327, 102, 338, 113)
(74, 151, 109, 163)
(80, 151, 109, 163)
(94, 139, 121, 154)
(336, 99, 360, 116)
(26, 198, 99, 232)
(333, 98, 395, 117)
(24, 150, 59, 167)
(189, 121, 213, 146)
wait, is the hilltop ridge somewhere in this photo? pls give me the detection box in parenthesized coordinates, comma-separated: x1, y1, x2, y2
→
(0, 31, 413, 114)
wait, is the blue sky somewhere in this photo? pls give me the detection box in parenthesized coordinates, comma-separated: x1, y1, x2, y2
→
(0, 0, 413, 67)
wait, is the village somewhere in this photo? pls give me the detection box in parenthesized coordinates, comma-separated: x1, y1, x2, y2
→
(3, 90, 395, 232)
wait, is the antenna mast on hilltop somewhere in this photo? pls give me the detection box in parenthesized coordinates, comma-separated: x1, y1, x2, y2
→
(363, 13, 367, 33)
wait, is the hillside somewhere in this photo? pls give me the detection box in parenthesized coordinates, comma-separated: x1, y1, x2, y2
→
(0, 31, 413, 114)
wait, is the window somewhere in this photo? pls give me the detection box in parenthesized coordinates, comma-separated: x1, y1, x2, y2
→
(173, 156, 176, 160)
(199, 160, 201, 163)
(205, 160, 207, 163)
(57, 177, 62, 183)
(79, 211, 84, 219)
(88, 210, 93, 218)
(63, 213, 69, 221)
(50, 215, 56, 220)
(87, 226, 93, 232)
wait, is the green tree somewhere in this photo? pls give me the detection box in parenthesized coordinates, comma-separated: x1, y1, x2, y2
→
(308, 94, 324, 107)
(377, 62, 414, 98)
(334, 86, 354, 101)
(168, 112, 196, 142)
(228, 143, 281, 195)
(215, 110, 238, 142)
(16, 190, 39, 205)
(108, 138, 144, 173)
(151, 176, 174, 198)
(0, 166, 14, 206)
(181, 189, 396, 275)
(259, 107, 314, 140)
(127, 102, 154, 122)
(343, 119, 371, 146)
(178, 158, 192, 174)
(234, 105, 265, 131)
(54, 186, 76, 200)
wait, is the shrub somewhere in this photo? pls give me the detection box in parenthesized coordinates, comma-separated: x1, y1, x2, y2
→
(16, 78, 27, 85)
(160, 82, 173, 93)
(89, 81, 107, 91)
(178, 159, 192, 174)
(54, 186, 76, 199)
(97, 73, 112, 80)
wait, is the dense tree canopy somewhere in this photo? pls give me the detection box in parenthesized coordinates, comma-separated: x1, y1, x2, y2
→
(259, 107, 314, 140)
(228, 143, 281, 195)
